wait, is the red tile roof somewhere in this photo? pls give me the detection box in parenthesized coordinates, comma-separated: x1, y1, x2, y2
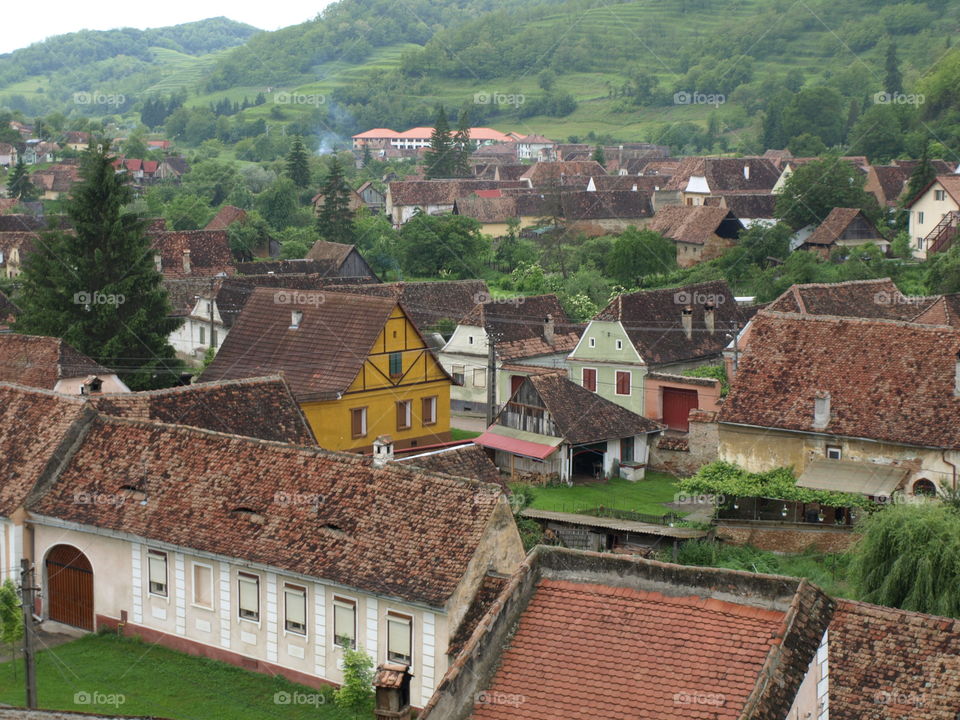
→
(205, 205, 248, 230)
(804, 207, 881, 247)
(0, 334, 113, 389)
(765, 278, 936, 320)
(460, 294, 581, 360)
(148, 229, 235, 278)
(646, 205, 742, 245)
(27, 414, 507, 606)
(396, 443, 503, 487)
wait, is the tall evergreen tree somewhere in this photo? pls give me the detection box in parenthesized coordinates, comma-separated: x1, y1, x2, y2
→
(424, 106, 454, 179)
(361, 144, 372, 167)
(315, 155, 355, 243)
(885, 40, 903, 95)
(904, 143, 936, 205)
(6, 158, 37, 201)
(453, 109, 472, 178)
(285, 135, 311, 188)
(13, 145, 184, 389)
(593, 144, 606, 165)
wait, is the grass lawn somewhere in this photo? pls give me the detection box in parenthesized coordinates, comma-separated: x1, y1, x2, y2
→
(450, 428, 481, 441)
(0, 633, 351, 720)
(520, 471, 682, 517)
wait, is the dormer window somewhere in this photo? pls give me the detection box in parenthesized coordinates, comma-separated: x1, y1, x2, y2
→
(231, 507, 266, 525)
(290, 310, 303, 329)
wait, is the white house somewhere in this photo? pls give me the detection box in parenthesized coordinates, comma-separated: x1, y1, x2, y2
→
(905, 174, 960, 259)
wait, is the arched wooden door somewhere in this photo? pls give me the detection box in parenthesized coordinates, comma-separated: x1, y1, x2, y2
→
(45, 545, 94, 631)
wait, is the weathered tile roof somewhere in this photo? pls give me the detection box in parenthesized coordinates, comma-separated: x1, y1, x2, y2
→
(424, 547, 833, 720)
(664, 157, 780, 192)
(519, 161, 607, 186)
(828, 599, 960, 720)
(493, 165, 529, 181)
(596, 281, 744, 365)
(711, 192, 777, 219)
(906, 174, 960, 208)
(0, 334, 113, 389)
(866, 165, 908, 207)
(720, 311, 960, 448)
(162, 276, 218, 318)
(459, 294, 581, 360)
(198, 287, 399, 402)
(766, 278, 936, 320)
(397, 443, 502, 486)
(305, 240, 354, 264)
(90, 376, 316, 445)
(804, 207, 881, 247)
(27, 415, 506, 607)
(522, 373, 663, 443)
(911, 293, 960, 327)
(236, 258, 342, 276)
(205, 205, 248, 230)
(0, 383, 90, 516)
(512, 190, 652, 220)
(445, 572, 509, 658)
(453, 195, 518, 223)
(0, 231, 40, 265)
(389, 180, 526, 207)
(149, 229, 235, 278)
(646, 205, 742, 245)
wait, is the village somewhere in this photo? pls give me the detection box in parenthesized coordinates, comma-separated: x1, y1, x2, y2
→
(1, 109, 960, 720)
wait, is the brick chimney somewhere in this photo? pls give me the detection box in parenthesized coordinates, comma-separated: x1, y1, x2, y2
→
(813, 391, 831, 430)
(544, 314, 555, 345)
(372, 436, 394, 468)
(182, 249, 191, 275)
(704, 302, 715, 335)
(374, 663, 412, 720)
(681, 306, 693, 340)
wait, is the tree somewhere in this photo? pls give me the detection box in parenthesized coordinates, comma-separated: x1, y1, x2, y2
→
(903, 143, 937, 205)
(285, 135, 311, 188)
(885, 39, 903, 95)
(782, 86, 846, 149)
(787, 132, 827, 157)
(452, 109, 472, 178)
(851, 503, 960, 618)
(847, 104, 904, 162)
(334, 648, 375, 718)
(353, 208, 401, 278)
(163, 192, 213, 230)
(14, 146, 183, 389)
(315, 156, 356, 243)
(607, 228, 676, 285)
(226, 210, 272, 261)
(424, 105, 454, 179)
(182, 159, 240, 206)
(925, 243, 960, 293)
(775, 156, 880, 229)
(6, 159, 38, 201)
(593, 144, 606, 165)
(256, 177, 301, 231)
(398, 212, 489, 278)
(538, 69, 557, 92)
(0, 579, 22, 674)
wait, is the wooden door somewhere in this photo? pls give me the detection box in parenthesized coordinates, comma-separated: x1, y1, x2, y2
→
(662, 387, 699, 432)
(45, 545, 94, 631)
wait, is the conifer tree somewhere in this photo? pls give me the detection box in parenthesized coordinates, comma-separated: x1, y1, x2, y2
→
(453, 109, 473, 178)
(315, 155, 355, 243)
(285, 135, 311, 188)
(14, 145, 184, 389)
(904, 143, 936, 205)
(7, 158, 37, 201)
(424, 106, 454, 179)
(885, 40, 903, 95)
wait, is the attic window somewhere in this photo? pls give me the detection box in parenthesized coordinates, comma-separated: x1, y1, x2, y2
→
(120, 485, 147, 503)
(231, 507, 266, 525)
(290, 310, 303, 329)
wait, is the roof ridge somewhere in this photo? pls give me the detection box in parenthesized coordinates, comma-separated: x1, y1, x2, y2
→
(760, 309, 959, 331)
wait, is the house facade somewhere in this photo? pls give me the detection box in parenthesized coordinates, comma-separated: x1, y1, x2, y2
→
(906, 174, 960, 258)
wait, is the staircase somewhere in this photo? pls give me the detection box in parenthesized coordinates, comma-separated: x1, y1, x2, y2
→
(925, 211, 960, 254)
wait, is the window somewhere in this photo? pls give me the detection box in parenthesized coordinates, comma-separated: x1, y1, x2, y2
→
(588, 337, 596, 348)
(919, 211, 925, 224)
(192, 563, 213, 609)
(826, 446, 842, 460)
(387, 612, 413, 664)
(238, 573, 260, 621)
(396, 400, 412, 430)
(616, 339, 623, 350)
(211, 328, 218, 347)
(621, 436, 635, 463)
(473, 368, 486, 387)
(333, 596, 356, 648)
(389, 352, 403, 377)
(468, 335, 474, 345)
(452, 364, 465, 385)
(913, 478, 937, 496)
(148, 550, 168, 597)
(582, 368, 597, 392)
(615, 371, 631, 396)
(283, 584, 307, 635)
(936, 189, 946, 201)
(422, 396, 437, 426)
(351, 407, 367, 438)
(198, 326, 205, 345)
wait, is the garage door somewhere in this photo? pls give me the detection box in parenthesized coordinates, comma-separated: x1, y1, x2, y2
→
(45, 545, 94, 631)
(662, 387, 699, 432)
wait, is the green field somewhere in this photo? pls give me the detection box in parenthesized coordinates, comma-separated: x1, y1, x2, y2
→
(0, 633, 350, 720)
(519, 472, 682, 516)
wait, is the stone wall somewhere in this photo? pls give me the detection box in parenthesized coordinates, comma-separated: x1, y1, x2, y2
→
(717, 523, 859, 553)
(649, 410, 719, 477)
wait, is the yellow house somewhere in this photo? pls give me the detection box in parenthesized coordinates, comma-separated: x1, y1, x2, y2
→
(199, 287, 451, 452)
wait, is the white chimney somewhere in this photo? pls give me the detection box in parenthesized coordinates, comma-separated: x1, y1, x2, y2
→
(704, 303, 716, 335)
(813, 391, 831, 430)
(182, 249, 191, 275)
(743, 164, 750, 180)
(680, 307, 694, 340)
(372, 435, 394, 467)
(544, 314, 555, 345)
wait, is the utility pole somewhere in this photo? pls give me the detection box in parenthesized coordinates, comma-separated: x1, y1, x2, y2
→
(20, 559, 37, 709)
(485, 333, 497, 427)
(209, 277, 216, 350)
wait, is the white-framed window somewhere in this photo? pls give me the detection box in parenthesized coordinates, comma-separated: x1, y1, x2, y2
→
(422, 396, 437, 426)
(238, 572, 260, 622)
(826, 446, 842, 460)
(191, 562, 213, 609)
(919, 211, 925, 224)
(148, 550, 168, 597)
(615, 339, 623, 350)
(396, 400, 412, 430)
(473, 368, 486, 387)
(387, 611, 413, 665)
(588, 337, 596, 348)
(351, 407, 368, 438)
(283, 583, 307, 635)
(582, 367, 597, 392)
(935, 189, 946, 201)
(615, 370, 631, 396)
(333, 596, 357, 649)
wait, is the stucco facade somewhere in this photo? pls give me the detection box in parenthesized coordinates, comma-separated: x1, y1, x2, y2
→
(566, 320, 647, 416)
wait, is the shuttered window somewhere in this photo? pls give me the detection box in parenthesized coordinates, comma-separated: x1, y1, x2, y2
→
(582, 368, 597, 392)
(333, 597, 356, 648)
(238, 573, 260, 621)
(616, 371, 631, 395)
(284, 584, 307, 635)
(351, 408, 367, 438)
(396, 400, 411, 430)
(422, 396, 437, 425)
(389, 352, 403, 377)
(148, 550, 167, 596)
(387, 612, 412, 664)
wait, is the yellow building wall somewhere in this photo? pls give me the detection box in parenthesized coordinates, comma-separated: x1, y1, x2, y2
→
(302, 307, 452, 452)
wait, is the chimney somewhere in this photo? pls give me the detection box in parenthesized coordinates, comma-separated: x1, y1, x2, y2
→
(544, 314, 555, 345)
(704, 303, 715, 335)
(290, 310, 303, 329)
(681, 306, 693, 340)
(955, 351, 960, 396)
(154, 253, 162, 273)
(374, 663, 413, 720)
(743, 164, 750, 180)
(372, 436, 394, 468)
(813, 391, 831, 430)
(182, 249, 191, 275)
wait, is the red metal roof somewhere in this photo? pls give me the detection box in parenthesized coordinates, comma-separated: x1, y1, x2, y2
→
(474, 430, 559, 460)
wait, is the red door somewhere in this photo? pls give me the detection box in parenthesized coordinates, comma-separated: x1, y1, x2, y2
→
(46, 545, 94, 630)
(662, 387, 699, 431)
(510, 375, 524, 396)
